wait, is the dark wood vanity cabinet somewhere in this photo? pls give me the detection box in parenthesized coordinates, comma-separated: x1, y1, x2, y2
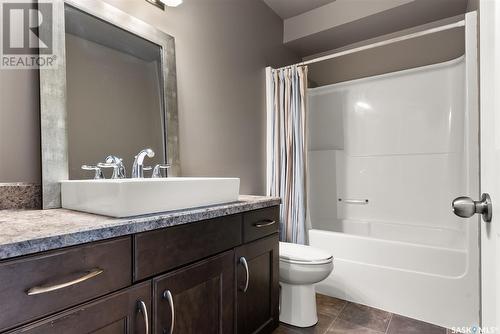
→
(236, 234, 280, 334)
(0, 206, 280, 334)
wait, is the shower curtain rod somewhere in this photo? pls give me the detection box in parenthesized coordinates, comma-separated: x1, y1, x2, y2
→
(276, 19, 465, 70)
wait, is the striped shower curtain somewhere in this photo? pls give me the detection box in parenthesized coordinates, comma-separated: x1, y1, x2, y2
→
(268, 66, 309, 244)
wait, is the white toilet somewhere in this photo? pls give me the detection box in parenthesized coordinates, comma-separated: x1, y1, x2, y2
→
(279, 242, 334, 328)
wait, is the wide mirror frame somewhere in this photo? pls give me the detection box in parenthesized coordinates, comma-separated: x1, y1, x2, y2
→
(40, 0, 180, 209)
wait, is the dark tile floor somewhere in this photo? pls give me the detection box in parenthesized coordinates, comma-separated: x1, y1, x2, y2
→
(274, 294, 447, 334)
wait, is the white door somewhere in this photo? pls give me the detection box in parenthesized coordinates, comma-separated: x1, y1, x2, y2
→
(480, 0, 500, 327)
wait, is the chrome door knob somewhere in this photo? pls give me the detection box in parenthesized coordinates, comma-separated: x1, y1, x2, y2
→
(452, 193, 492, 223)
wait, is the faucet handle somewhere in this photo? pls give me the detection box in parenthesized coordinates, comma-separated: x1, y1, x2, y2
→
(97, 162, 117, 168)
(152, 164, 171, 178)
(104, 155, 126, 179)
(97, 162, 119, 179)
(81, 165, 104, 180)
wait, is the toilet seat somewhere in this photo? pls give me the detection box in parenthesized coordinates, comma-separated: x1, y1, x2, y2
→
(279, 242, 333, 265)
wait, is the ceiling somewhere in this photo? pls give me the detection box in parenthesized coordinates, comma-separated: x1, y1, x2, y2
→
(262, 0, 337, 19)
(275, 0, 469, 57)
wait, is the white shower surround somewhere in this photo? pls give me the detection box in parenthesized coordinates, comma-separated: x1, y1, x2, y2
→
(307, 56, 479, 328)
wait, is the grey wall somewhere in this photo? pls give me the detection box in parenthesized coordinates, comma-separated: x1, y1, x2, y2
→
(0, 70, 40, 184)
(467, 0, 478, 11)
(0, 0, 299, 195)
(309, 27, 465, 87)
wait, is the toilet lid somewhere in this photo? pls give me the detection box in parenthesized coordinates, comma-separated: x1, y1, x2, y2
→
(279, 242, 333, 264)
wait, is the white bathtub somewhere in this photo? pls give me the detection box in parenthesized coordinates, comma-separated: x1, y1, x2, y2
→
(305, 56, 479, 328)
(320, 218, 466, 250)
(309, 224, 478, 329)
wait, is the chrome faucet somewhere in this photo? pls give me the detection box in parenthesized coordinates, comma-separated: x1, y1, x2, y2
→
(98, 155, 126, 179)
(132, 148, 155, 178)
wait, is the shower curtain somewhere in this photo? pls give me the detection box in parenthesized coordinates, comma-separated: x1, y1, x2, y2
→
(268, 65, 309, 244)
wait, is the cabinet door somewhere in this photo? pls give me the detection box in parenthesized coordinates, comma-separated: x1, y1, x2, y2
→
(153, 250, 235, 334)
(236, 234, 279, 334)
(8, 282, 151, 334)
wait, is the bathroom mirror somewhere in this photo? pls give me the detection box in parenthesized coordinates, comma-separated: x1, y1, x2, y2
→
(40, 0, 179, 208)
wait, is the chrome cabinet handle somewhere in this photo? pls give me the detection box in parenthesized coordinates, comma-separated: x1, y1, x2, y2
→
(239, 257, 249, 293)
(253, 220, 276, 228)
(279, 284, 282, 315)
(162, 290, 175, 334)
(26, 268, 104, 296)
(138, 300, 149, 334)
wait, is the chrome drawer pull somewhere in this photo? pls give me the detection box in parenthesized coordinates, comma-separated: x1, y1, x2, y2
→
(163, 290, 175, 334)
(26, 268, 104, 296)
(239, 257, 249, 293)
(253, 220, 276, 228)
(138, 300, 149, 334)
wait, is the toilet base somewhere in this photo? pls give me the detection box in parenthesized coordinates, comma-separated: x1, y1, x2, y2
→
(279, 282, 318, 328)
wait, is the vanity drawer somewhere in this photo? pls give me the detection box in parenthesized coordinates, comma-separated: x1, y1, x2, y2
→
(0, 237, 132, 332)
(134, 214, 242, 281)
(6, 281, 151, 334)
(243, 206, 280, 243)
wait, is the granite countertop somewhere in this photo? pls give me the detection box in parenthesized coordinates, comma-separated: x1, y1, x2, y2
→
(0, 195, 280, 261)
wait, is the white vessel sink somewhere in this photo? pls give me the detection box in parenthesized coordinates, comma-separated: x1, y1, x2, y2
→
(61, 177, 240, 217)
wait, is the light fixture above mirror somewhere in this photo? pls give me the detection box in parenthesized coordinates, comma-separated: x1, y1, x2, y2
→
(146, 0, 183, 10)
(160, 0, 183, 6)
